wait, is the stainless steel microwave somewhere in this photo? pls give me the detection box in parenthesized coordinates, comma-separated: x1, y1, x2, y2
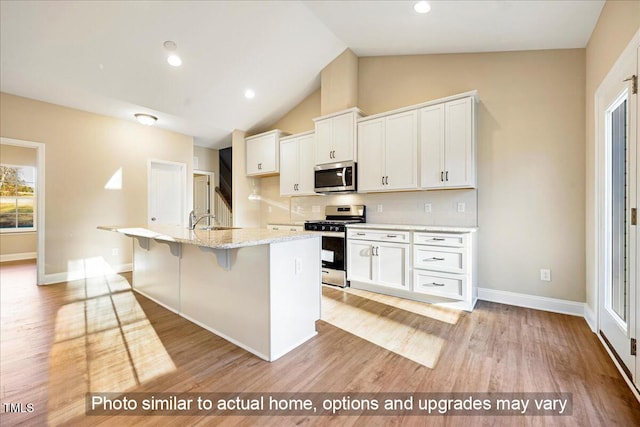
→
(314, 161, 356, 193)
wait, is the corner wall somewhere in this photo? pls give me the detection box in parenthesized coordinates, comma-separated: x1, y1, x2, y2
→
(0, 92, 193, 281)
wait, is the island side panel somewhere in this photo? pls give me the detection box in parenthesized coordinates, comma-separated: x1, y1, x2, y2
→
(179, 244, 271, 360)
(132, 237, 181, 312)
(269, 236, 322, 361)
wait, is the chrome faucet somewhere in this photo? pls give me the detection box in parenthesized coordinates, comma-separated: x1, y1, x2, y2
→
(188, 210, 216, 230)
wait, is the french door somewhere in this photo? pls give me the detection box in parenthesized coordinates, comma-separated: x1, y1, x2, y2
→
(598, 40, 639, 389)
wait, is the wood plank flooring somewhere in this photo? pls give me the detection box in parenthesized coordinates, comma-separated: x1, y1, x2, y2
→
(1, 260, 639, 426)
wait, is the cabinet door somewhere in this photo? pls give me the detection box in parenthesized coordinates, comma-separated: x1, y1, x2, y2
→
(331, 112, 355, 163)
(246, 133, 278, 176)
(279, 138, 298, 196)
(357, 118, 385, 192)
(246, 137, 262, 175)
(419, 104, 445, 189)
(347, 240, 373, 282)
(444, 97, 474, 188)
(296, 133, 317, 195)
(385, 110, 418, 191)
(373, 242, 409, 290)
(315, 119, 333, 165)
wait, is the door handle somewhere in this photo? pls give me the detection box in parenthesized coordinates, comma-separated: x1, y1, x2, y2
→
(441, 171, 444, 182)
(445, 171, 449, 181)
(382, 176, 385, 185)
(258, 163, 262, 170)
(385, 176, 389, 185)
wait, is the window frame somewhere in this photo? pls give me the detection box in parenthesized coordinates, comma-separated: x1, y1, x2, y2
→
(0, 163, 37, 233)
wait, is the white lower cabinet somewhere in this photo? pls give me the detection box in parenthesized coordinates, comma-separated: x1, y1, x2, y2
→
(347, 235, 410, 291)
(347, 227, 477, 311)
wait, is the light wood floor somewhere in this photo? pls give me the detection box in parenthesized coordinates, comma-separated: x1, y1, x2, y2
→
(1, 260, 639, 426)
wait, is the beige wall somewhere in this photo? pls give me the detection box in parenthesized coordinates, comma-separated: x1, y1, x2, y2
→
(0, 93, 193, 280)
(271, 89, 321, 134)
(194, 146, 219, 177)
(585, 1, 640, 311)
(0, 144, 37, 258)
(321, 49, 359, 115)
(231, 129, 261, 227)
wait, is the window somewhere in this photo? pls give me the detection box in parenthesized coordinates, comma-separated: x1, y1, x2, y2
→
(0, 164, 36, 231)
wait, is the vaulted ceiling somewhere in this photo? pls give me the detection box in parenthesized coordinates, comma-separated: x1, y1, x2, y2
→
(0, 1, 605, 148)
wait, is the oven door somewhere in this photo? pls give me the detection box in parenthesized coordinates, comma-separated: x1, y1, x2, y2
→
(320, 232, 345, 271)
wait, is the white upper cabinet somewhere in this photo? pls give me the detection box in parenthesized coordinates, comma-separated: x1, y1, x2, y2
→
(246, 130, 287, 176)
(358, 110, 418, 192)
(279, 131, 316, 196)
(420, 96, 476, 189)
(313, 108, 362, 165)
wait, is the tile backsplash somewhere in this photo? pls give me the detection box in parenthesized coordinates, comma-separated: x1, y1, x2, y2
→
(258, 177, 477, 227)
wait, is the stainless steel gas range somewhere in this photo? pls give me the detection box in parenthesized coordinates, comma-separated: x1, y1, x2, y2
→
(304, 205, 366, 288)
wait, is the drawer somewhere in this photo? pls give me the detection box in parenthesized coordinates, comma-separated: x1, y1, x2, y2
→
(268, 225, 303, 232)
(413, 271, 465, 300)
(347, 229, 410, 243)
(413, 246, 466, 274)
(413, 232, 466, 247)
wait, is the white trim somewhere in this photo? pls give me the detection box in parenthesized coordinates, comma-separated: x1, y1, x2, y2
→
(42, 263, 132, 285)
(597, 334, 640, 403)
(0, 252, 36, 262)
(477, 287, 584, 317)
(0, 137, 45, 285)
(584, 303, 597, 333)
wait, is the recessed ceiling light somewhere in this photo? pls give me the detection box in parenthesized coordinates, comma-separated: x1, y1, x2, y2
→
(167, 54, 182, 67)
(244, 89, 256, 99)
(134, 113, 158, 126)
(413, 1, 431, 14)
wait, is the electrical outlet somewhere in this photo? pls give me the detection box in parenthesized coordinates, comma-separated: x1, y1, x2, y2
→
(377, 204, 383, 213)
(457, 202, 465, 213)
(111, 248, 119, 257)
(540, 269, 551, 282)
(424, 203, 432, 213)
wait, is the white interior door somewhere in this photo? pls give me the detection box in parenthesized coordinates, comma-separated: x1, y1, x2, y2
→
(148, 160, 186, 226)
(194, 174, 210, 221)
(598, 39, 638, 387)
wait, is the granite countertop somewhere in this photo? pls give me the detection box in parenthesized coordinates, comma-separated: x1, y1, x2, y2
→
(346, 223, 478, 233)
(98, 225, 319, 249)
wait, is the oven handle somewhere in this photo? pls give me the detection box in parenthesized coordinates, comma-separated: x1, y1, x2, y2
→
(317, 231, 345, 238)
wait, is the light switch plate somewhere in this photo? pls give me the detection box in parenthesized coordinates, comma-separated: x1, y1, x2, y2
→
(457, 202, 465, 213)
(540, 269, 551, 281)
(377, 204, 383, 213)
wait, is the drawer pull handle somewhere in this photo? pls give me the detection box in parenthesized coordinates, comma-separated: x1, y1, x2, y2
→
(430, 282, 445, 287)
(431, 238, 445, 241)
(355, 232, 366, 236)
(386, 234, 398, 238)
(424, 257, 445, 261)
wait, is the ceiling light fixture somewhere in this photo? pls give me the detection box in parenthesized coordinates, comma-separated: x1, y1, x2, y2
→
(164, 40, 182, 67)
(167, 54, 182, 67)
(413, 1, 431, 14)
(244, 89, 256, 99)
(134, 113, 158, 126)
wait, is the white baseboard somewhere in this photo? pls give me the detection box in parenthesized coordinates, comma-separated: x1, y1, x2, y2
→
(477, 287, 585, 317)
(0, 252, 37, 262)
(43, 263, 133, 285)
(583, 304, 597, 332)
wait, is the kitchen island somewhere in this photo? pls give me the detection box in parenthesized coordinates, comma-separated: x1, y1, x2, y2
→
(98, 225, 321, 361)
